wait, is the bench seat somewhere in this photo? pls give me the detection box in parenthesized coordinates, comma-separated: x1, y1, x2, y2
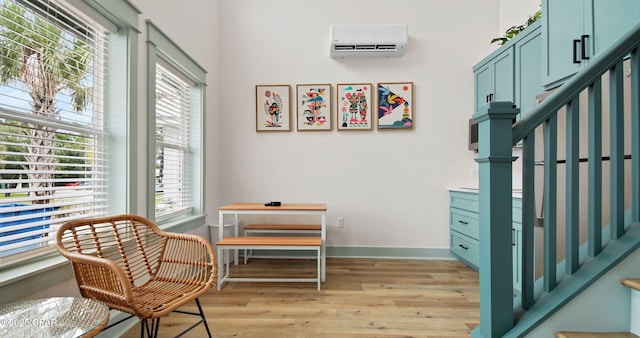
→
(242, 224, 322, 262)
(216, 236, 322, 290)
(243, 223, 322, 234)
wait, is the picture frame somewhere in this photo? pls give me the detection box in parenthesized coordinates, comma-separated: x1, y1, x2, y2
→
(296, 84, 332, 131)
(256, 84, 291, 132)
(336, 83, 373, 130)
(377, 82, 414, 130)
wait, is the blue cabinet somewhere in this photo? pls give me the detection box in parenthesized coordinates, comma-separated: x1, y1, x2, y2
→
(473, 21, 542, 123)
(449, 190, 522, 291)
(542, 0, 586, 89)
(515, 23, 542, 121)
(542, 0, 640, 89)
(473, 46, 514, 114)
(591, 0, 640, 55)
(449, 191, 479, 268)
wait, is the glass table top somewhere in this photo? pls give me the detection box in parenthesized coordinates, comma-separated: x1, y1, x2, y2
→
(0, 297, 109, 338)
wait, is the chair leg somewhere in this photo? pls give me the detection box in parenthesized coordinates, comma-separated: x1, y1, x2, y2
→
(140, 318, 160, 338)
(171, 298, 212, 338)
(140, 319, 146, 338)
(195, 298, 212, 338)
(138, 299, 211, 338)
(153, 318, 160, 338)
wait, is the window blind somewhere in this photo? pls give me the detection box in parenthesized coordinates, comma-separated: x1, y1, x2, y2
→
(0, 0, 109, 260)
(155, 62, 192, 221)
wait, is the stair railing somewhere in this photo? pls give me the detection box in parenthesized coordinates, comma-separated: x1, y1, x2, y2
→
(472, 20, 640, 338)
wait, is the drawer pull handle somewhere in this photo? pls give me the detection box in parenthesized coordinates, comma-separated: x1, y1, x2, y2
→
(573, 39, 581, 64)
(581, 34, 589, 60)
(458, 244, 469, 250)
(458, 220, 469, 225)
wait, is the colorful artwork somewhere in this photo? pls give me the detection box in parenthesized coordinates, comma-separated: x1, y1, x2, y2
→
(296, 84, 332, 131)
(336, 83, 372, 130)
(377, 82, 414, 130)
(256, 85, 291, 132)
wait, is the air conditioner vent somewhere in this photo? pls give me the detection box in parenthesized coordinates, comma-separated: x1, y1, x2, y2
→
(334, 45, 355, 51)
(333, 44, 399, 52)
(375, 44, 397, 50)
(329, 24, 407, 58)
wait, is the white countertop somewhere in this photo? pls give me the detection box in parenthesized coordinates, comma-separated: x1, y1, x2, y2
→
(447, 187, 523, 198)
(447, 187, 479, 193)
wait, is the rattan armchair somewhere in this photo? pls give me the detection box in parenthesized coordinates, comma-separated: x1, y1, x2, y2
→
(56, 214, 217, 338)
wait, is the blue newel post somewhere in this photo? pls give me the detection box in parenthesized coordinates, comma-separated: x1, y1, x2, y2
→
(471, 102, 519, 338)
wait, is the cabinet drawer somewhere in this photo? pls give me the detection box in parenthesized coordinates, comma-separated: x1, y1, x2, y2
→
(449, 191, 479, 213)
(450, 209, 479, 239)
(450, 232, 479, 270)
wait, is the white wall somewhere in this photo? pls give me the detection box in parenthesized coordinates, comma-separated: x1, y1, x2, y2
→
(11, 0, 544, 304)
(129, 0, 223, 239)
(129, 0, 540, 252)
(218, 0, 496, 250)
(498, 0, 542, 34)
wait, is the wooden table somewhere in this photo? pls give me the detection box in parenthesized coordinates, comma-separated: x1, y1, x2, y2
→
(0, 297, 109, 338)
(218, 203, 327, 282)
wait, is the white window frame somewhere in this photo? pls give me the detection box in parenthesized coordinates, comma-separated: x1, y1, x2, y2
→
(146, 21, 206, 230)
(0, 0, 139, 298)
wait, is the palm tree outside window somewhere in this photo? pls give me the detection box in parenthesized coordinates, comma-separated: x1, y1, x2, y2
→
(0, 0, 109, 261)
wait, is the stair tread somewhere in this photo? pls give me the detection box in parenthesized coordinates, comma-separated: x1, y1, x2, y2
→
(556, 332, 639, 338)
(621, 278, 640, 291)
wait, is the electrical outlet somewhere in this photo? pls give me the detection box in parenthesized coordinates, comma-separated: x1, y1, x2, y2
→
(337, 217, 344, 228)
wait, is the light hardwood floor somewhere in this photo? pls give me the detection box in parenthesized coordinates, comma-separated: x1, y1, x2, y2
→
(122, 257, 479, 337)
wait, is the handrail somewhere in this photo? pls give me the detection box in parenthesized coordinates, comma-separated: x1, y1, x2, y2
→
(512, 20, 640, 144)
(473, 18, 640, 338)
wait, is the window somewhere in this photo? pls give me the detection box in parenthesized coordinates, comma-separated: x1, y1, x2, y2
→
(155, 62, 193, 220)
(0, 0, 138, 264)
(147, 22, 205, 225)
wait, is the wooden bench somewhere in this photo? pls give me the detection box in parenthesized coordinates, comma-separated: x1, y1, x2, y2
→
(243, 224, 322, 262)
(243, 223, 322, 235)
(216, 236, 322, 291)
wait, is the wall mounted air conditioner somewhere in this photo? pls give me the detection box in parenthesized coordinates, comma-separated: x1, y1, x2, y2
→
(329, 24, 408, 58)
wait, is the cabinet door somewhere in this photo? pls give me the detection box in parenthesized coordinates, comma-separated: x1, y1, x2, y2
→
(474, 63, 493, 113)
(492, 49, 515, 104)
(512, 227, 522, 292)
(515, 26, 542, 119)
(473, 48, 514, 113)
(591, 0, 640, 55)
(542, 0, 587, 88)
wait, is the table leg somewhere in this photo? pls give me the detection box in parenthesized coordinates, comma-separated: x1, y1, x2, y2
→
(321, 211, 326, 282)
(217, 246, 222, 290)
(217, 211, 224, 290)
(317, 247, 321, 291)
(234, 213, 239, 265)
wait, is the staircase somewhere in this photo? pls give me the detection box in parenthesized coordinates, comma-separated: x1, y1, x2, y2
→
(556, 277, 640, 337)
(557, 331, 638, 338)
(470, 21, 640, 338)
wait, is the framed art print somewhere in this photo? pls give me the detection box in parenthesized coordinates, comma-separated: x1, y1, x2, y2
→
(296, 84, 332, 131)
(256, 84, 291, 132)
(336, 83, 373, 130)
(377, 82, 414, 130)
